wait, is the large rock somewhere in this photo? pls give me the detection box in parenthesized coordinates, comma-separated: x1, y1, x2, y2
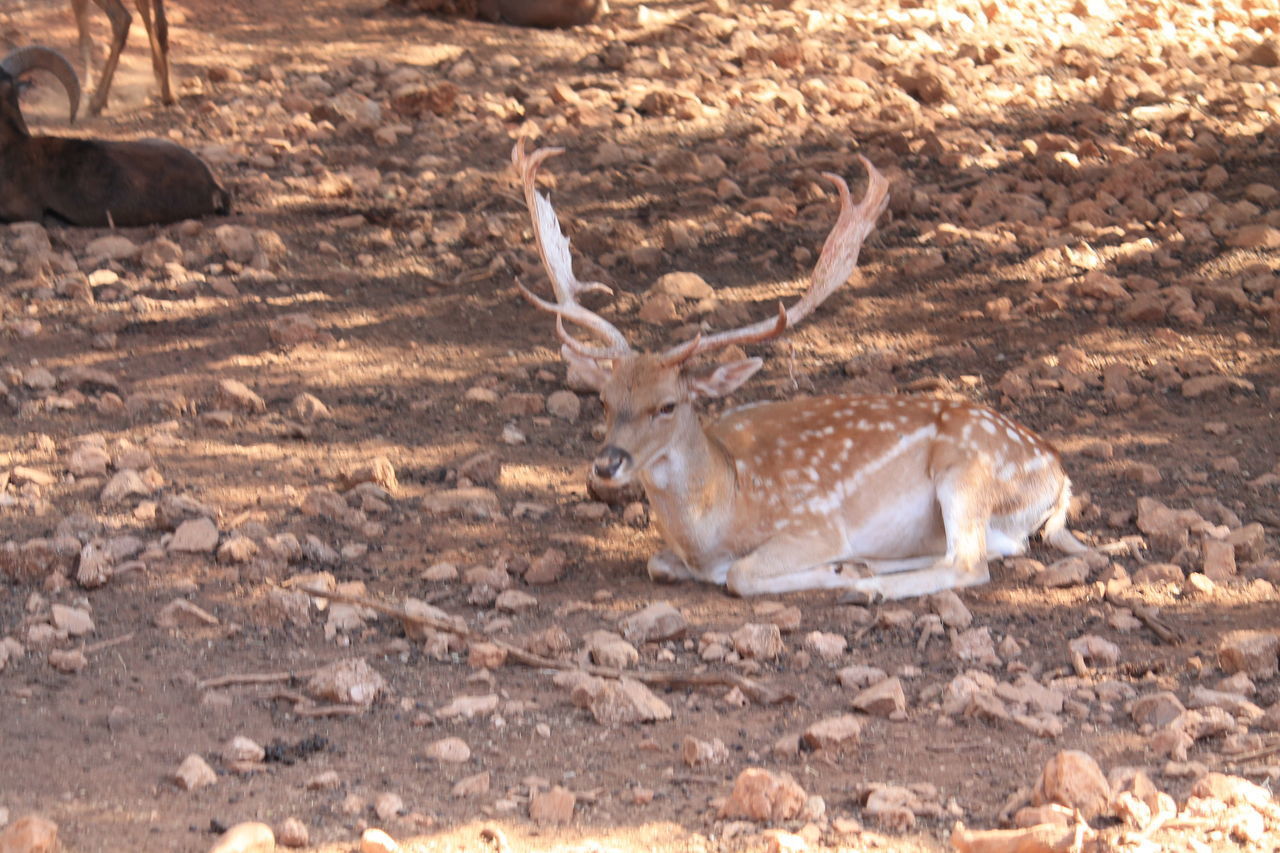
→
(1219, 631, 1280, 679)
(1032, 750, 1111, 821)
(0, 816, 59, 853)
(851, 676, 906, 717)
(586, 678, 672, 725)
(719, 768, 807, 822)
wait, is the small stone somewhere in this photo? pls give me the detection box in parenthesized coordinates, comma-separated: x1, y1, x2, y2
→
(1032, 750, 1110, 821)
(620, 602, 688, 644)
(306, 658, 387, 706)
(452, 771, 490, 798)
(546, 390, 581, 420)
(289, 393, 330, 421)
(681, 735, 729, 767)
(1068, 635, 1120, 668)
(173, 753, 218, 791)
(802, 630, 847, 662)
(1130, 692, 1186, 728)
(421, 488, 502, 519)
(732, 623, 784, 660)
(67, 445, 111, 477)
(424, 737, 471, 763)
(305, 770, 341, 790)
(838, 665, 888, 690)
(208, 822, 274, 853)
(155, 599, 220, 629)
(269, 313, 321, 346)
(494, 589, 537, 612)
(50, 604, 94, 637)
(653, 271, 713, 299)
(524, 548, 567, 585)
(222, 735, 266, 764)
(585, 631, 639, 668)
(529, 786, 575, 825)
(100, 469, 154, 504)
(1202, 539, 1236, 580)
(587, 678, 673, 725)
(467, 641, 507, 669)
(276, 817, 308, 849)
(374, 792, 404, 822)
(48, 649, 88, 673)
(169, 517, 219, 553)
(216, 379, 267, 414)
(436, 693, 499, 719)
(929, 590, 972, 629)
(720, 768, 807, 822)
(803, 715, 864, 751)
(851, 676, 907, 717)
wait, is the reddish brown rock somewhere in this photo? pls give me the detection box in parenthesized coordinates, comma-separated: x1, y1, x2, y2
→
(719, 768, 807, 822)
(1032, 750, 1111, 821)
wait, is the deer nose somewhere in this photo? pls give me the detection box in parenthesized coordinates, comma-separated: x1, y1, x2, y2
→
(594, 446, 631, 480)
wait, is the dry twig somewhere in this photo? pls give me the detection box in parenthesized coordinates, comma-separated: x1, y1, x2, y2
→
(1104, 591, 1184, 645)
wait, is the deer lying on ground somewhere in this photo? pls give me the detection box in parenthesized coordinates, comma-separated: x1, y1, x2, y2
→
(71, 0, 173, 115)
(513, 140, 1099, 600)
(0, 46, 229, 226)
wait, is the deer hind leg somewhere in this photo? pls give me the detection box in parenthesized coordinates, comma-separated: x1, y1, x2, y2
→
(841, 461, 995, 601)
(135, 0, 173, 104)
(87, 0, 133, 115)
(724, 534, 852, 597)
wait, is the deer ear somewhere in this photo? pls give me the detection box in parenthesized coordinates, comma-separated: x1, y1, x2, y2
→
(561, 344, 612, 391)
(689, 358, 763, 399)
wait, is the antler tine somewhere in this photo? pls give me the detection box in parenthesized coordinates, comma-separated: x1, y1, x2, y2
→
(660, 156, 889, 364)
(513, 139, 632, 359)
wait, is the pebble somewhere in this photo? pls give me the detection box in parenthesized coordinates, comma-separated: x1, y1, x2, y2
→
(173, 754, 218, 791)
(529, 786, 576, 825)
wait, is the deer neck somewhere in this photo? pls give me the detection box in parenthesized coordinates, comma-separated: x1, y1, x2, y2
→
(638, 419, 737, 569)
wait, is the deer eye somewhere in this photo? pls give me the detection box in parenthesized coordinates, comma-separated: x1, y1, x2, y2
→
(656, 401, 678, 417)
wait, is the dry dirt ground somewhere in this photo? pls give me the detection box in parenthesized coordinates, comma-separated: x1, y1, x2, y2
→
(2, 0, 1280, 850)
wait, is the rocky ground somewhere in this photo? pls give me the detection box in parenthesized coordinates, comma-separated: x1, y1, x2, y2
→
(1, 0, 1279, 851)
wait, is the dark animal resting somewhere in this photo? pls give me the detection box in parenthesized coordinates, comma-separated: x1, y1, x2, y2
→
(391, 0, 601, 28)
(0, 47, 230, 227)
(72, 0, 173, 115)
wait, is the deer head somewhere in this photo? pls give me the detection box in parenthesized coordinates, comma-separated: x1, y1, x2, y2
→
(512, 139, 890, 489)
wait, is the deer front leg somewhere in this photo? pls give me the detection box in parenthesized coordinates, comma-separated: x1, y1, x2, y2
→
(87, 0, 133, 115)
(135, 0, 173, 104)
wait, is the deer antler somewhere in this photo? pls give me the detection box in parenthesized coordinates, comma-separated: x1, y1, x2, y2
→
(513, 139, 633, 360)
(660, 155, 890, 364)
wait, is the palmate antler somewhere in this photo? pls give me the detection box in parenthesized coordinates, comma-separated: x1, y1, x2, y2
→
(512, 140, 632, 360)
(512, 140, 890, 364)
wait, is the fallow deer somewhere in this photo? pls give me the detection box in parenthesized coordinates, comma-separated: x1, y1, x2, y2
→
(71, 0, 173, 116)
(512, 140, 1097, 600)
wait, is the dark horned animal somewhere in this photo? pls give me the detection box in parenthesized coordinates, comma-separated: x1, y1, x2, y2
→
(0, 47, 229, 227)
(72, 0, 173, 115)
(393, 0, 601, 28)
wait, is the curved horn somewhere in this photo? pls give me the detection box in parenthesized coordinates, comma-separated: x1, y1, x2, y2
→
(1, 46, 81, 123)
